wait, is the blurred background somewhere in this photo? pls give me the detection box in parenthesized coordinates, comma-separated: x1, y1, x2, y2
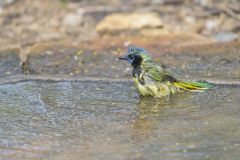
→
(0, 0, 239, 50)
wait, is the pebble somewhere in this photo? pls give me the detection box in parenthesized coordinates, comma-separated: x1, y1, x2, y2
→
(213, 32, 238, 42)
(62, 13, 83, 27)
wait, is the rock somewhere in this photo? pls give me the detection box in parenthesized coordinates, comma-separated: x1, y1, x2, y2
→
(37, 32, 63, 41)
(152, 41, 240, 80)
(25, 45, 128, 78)
(151, 0, 183, 4)
(62, 12, 83, 27)
(195, 0, 212, 6)
(140, 28, 170, 36)
(221, 18, 239, 32)
(0, 49, 22, 76)
(205, 19, 221, 31)
(141, 33, 213, 46)
(4, 0, 16, 5)
(78, 33, 213, 52)
(96, 12, 163, 34)
(213, 32, 238, 42)
(0, 8, 2, 15)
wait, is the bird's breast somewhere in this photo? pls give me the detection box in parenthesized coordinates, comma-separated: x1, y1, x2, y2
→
(133, 77, 150, 96)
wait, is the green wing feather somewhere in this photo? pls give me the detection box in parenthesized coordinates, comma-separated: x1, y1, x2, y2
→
(142, 62, 213, 92)
(143, 63, 174, 82)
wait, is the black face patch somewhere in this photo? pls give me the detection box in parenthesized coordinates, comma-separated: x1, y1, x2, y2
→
(130, 54, 142, 68)
(119, 53, 143, 66)
(132, 62, 145, 85)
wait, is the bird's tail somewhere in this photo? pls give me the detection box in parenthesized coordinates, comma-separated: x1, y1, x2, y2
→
(173, 81, 213, 92)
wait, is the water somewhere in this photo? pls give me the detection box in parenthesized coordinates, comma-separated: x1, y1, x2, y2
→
(0, 81, 240, 160)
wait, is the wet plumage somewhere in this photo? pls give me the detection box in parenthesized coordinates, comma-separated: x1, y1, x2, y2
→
(119, 46, 213, 98)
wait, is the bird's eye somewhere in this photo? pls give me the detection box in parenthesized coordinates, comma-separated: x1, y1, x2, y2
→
(128, 54, 134, 59)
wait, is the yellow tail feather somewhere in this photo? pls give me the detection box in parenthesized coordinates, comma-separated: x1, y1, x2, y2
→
(173, 81, 213, 92)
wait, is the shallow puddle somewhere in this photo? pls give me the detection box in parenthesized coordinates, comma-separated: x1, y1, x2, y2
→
(0, 81, 240, 160)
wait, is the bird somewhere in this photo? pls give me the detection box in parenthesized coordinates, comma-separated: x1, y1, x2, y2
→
(119, 46, 213, 98)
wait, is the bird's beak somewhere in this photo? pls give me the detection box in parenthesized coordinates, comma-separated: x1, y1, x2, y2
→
(119, 55, 128, 61)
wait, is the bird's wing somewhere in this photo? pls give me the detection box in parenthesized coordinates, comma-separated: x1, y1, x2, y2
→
(143, 63, 177, 82)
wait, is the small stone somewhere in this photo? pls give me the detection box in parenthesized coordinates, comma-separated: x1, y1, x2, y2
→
(195, 0, 212, 6)
(73, 55, 78, 60)
(37, 32, 62, 41)
(76, 50, 83, 56)
(152, 0, 183, 4)
(205, 19, 221, 31)
(5, 0, 16, 4)
(45, 50, 53, 55)
(0, 8, 3, 15)
(184, 16, 196, 24)
(62, 13, 83, 27)
(124, 41, 132, 47)
(96, 12, 163, 34)
(221, 18, 238, 32)
(213, 32, 238, 42)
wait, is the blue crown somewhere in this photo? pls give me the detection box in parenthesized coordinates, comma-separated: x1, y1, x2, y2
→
(128, 46, 146, 54)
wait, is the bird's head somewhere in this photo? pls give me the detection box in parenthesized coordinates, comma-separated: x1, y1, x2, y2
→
(119, 46, 152, 67)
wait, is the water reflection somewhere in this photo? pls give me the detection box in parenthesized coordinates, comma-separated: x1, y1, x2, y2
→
(129, 86, 240, 160)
